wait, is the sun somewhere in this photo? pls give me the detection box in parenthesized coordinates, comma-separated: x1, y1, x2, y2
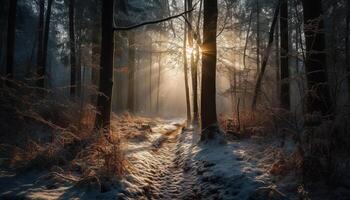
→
(186, 47, 194, 55)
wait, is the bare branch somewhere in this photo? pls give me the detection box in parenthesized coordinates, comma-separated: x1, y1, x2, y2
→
(114, 2, 198, 31)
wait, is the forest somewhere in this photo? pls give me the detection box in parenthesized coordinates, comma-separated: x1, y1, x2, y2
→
(0, 0, 350, 199)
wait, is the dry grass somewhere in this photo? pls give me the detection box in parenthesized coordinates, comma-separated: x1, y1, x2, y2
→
(0, 78, 126, 191)
(220, 107, 300, 140)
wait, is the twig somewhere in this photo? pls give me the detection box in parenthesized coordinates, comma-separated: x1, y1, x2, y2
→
(114, 2, 198, 31)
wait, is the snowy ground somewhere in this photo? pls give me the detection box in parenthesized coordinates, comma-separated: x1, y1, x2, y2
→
(2, 117, 343, 200)
(117, 120, 299, 200)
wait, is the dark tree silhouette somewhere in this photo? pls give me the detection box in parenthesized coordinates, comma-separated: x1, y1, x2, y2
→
(252, 0, 281, 110)
(301, 0, 332, 115)
(69, 0, 77, 96)
(6, 0, 17, 79)
(91, 15, 100, 104)
(280, 0, 290, 110)
(127, 31, 135, 113)
(94, 0, 114, 131)
(37, 0, 54, 88)
(201, 0, 218, 130)
(256, 0, 260, 77)
(346, 0, 350, 96)
(183, 0, 192, 124)
(36, 0, 44, 85)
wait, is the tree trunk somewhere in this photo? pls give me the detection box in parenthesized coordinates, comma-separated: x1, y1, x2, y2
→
(233, 68, 237, 98)
(280, 0, 290, 110)
(229, 73, 235, 115)
(187, 0, 199, 124)
(184, 0, 192, 124)
(36, 0, 44, 84)
(256, 0, 260, 77)
(6, 0, 17, 79)
(91, 22, 100, 104)
(275, 17, 280, 104)
(252, 0, 281, 110)
(346, 0, 350, 96)
(157, 54, 162, 114)
(191, 50, 199, 123)
(127, 31, 135, 113)
(301, 0, 332, 115)
(94, 0, 114, 132)
(149, 38, 153, 114)
(135, 53, 140, 112)
(243, 10, 253, 70)
(37, 0, 53, 88)
(69, 0, 76, 96)
(76, 41, 82, 97)
(201, 0, 218, 129)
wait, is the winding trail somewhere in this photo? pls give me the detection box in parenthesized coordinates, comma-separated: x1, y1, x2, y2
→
(119, 122, 199, 200)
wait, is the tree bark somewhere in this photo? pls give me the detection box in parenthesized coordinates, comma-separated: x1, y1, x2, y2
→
(36, 0, 44, 84)
(256, 0, 260, 77)
(76, 40, 82, 97)
(91, 21, 100, 104)
(6, 0, 17, 79)
(301, 0, 332, 115)
(280, 0, 290, 110)
(69, 0, 76, 96)
(201, 0, 218, 129)
(243, 10, 253, 70)
(346, 0, 350, 96)
(229, 72, 235, 115)
(187, 0, 199, 124)
(149, 38, 153, 114)
(252, 0, 281, 110)
(127, 31, 135, 113)
(36, 0, 53, 88)
(157, 54, 162, 114)
(39, 0, 53, 88)
(275, 17, 280, 103)
(94, 0, 114, 132)
(184, 0, 192, 124)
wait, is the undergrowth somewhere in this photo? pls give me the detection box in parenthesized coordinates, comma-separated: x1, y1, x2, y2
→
(0, 78, 126, 192)
(221, 102, 350, 191)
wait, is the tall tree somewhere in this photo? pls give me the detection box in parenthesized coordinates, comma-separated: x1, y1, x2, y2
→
(6, 0, 17, 79)
(127, 31, 135, 113)
(201, 0, 218, 130)
(156, 53, 162, 114)
(301, 0, 332, 115)
(256, 0, 260, 77)
(346, 0, 350, 96)
(243, 10, 253, 70)
(275, 16, 280, 102)
(184, 0, 192, 124)
(187, 0, 199, 124)
(90, 4, 101, 104)
(94, 0, 114, 131)
(280, 0, 290, 109)
(36, 0, 44, 85)
(149, 39, 153, 113)
(69, 0, 77, 96)
(37, 0, 54, 88)
(252, 0, 281, 110)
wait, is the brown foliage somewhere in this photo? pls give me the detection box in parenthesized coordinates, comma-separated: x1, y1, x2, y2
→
(0, 77, 126, 191)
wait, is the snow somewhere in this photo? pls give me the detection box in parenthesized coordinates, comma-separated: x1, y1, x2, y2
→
(117, 120, 298, 200)
(0, 118, 308, 199)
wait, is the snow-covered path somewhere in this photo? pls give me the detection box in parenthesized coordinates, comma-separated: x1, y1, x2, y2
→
(119, 122, 200, 200)
(118, 120, 297, 200)
(0, 118, 299, 200)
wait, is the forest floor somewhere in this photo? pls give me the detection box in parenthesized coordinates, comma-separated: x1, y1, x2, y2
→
(1, 116, 349, 200)
(117, 119, 299, 200)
